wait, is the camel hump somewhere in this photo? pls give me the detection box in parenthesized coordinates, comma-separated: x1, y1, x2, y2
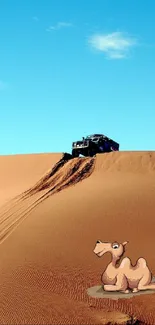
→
(120, 257, 131, 269)
(137, 257, 147, 268)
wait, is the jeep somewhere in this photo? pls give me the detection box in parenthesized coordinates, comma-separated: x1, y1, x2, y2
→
(72, 134, 119, 157)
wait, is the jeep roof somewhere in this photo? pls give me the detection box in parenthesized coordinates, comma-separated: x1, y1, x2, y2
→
(86, 134, 103, 138)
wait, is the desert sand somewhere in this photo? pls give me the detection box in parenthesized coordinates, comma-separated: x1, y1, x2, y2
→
(0, 151, 155, 324)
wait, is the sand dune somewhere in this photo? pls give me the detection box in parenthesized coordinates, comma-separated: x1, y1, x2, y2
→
(0, 151, 155, 324)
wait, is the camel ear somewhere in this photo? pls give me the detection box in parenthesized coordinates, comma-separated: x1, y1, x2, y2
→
(122, 241, 128, 246)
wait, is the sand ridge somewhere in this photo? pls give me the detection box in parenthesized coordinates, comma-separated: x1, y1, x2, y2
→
(95, 151, 155, 173)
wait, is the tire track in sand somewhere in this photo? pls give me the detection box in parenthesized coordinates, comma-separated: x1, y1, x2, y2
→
(0, 153, 95, 244)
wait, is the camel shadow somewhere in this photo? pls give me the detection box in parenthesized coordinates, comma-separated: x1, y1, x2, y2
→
(87, 277, 155, 300)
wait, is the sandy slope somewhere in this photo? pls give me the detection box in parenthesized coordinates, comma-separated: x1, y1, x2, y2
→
(0, 153, 62, 207)
(0, 151, 155, 324)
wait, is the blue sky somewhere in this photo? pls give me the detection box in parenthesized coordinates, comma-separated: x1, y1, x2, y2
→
(0, 0, 155, 154)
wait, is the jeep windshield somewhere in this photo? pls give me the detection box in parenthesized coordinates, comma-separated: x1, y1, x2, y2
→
(86, 135, 102, 141)
(86, 134, 103, 139)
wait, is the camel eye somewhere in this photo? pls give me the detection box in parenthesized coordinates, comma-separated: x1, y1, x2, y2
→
(112, 243, 119, 249)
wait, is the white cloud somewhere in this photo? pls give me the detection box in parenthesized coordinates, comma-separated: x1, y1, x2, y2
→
(88, 32, 137, 59)
(0, 80, 7, 90)
(46, 21, 73, 32)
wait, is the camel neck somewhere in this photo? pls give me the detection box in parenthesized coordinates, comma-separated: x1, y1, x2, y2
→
(111, 255, 120, 267)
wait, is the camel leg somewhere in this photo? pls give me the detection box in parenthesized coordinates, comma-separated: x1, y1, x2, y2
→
(104, 274, 128, 292)
(138, 273, 155, 291)
(138, 281, 155, 291)
(133, 258, 154, 292)
(121, 289, 130, 294)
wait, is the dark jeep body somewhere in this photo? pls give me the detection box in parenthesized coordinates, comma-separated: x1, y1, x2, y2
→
(72, 134, 119, 157)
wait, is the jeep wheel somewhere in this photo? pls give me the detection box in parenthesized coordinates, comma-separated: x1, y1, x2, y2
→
(87, 149, 95, 157)
(72, 149, 79, 157)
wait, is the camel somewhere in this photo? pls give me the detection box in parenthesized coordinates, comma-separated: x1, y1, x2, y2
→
(93, 240, 155, 293)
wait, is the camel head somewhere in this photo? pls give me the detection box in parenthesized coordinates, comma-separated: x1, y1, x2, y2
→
(93, 240, 128, 258)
